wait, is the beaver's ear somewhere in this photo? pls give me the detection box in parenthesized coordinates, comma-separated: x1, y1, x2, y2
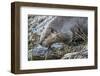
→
(51, 28, 54, 33)
(51, 28, 57, 33)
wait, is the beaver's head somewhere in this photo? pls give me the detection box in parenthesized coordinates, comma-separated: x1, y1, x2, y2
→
(40, 32, 59, 47)
(39, 31, 71, 48)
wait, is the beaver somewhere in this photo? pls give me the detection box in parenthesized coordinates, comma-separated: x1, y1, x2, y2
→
(39, 16, 88, 47)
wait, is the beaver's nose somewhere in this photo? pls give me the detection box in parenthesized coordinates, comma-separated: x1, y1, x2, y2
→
(39, 42, 42, 45)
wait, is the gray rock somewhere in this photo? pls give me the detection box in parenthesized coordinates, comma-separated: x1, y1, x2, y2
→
(32, 45, 48, 56)
(51, 43, 64, 49)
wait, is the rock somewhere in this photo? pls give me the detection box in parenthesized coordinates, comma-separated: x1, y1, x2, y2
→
(32, 45, 48, 57)
(51, 43, 64, 49)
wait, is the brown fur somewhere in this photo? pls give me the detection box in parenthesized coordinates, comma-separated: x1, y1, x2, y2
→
(41, 32, 71, 47)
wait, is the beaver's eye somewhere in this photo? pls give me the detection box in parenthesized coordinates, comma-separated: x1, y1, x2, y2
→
(54, 37, 57, 41)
